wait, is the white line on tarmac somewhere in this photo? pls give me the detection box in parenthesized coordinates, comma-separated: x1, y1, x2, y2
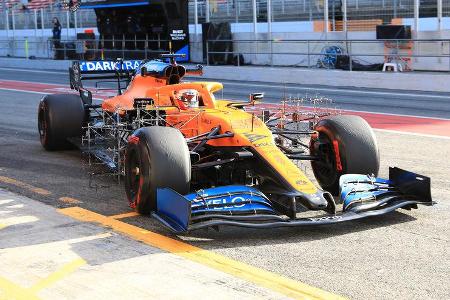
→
(0, 67, 66, 75)
(218, 81, 450, 99)
(2, 67, 449, 99)
(374, 128, 450, 140)
(336, 107, 450, 121)
(0, 87, 48, 95)
(0, 87, 103, 101)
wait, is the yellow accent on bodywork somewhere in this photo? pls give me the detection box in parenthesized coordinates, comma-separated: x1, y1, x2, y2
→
(241, 125, 318, 194)
(196, 81, 224, 94)
(198, 106, 318, 194)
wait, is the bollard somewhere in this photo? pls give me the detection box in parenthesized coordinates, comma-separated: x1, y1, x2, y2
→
(206, 42, 209, 66)
(25, 38, 29, 59)
(349, 42, 353, 71)
(307, 40, 310, 68)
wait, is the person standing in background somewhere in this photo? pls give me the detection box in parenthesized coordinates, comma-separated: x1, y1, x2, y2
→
(52, 17, 62, 59)
(52, 17, 62, 42)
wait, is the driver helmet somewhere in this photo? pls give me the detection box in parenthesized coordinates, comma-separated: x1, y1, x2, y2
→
(178, 89, 199, 108)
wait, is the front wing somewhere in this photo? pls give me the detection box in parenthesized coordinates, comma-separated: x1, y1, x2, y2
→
(152, 167, 434, 233)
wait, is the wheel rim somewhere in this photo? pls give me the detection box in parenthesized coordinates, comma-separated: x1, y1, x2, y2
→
(38, 107, 48, 144)
(126, 149, 141, 207)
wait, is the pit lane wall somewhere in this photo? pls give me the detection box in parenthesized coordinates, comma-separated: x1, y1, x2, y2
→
(1, 57, 450, 93)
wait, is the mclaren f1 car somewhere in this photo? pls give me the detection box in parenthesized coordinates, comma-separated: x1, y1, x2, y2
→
(37, 54, 433, 233)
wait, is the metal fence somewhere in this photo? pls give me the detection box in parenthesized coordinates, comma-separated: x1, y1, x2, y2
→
(0, 37, 173, 60)
(188, 0, 450, 32)
(2, 1, 450, 35)
(1, 8, 97, 32)
(205, 38, 450, 71)
(2, 36, 448, 72)
(444, 0, 450, 17)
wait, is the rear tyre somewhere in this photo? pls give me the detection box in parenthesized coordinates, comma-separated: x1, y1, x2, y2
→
(38, 94, 85, 150)
(310, 115, 379, 195)
(124, 126, 191, 214)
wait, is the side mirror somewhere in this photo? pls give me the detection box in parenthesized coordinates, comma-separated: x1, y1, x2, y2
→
(140, 66, 148, 77)
(249, 93, 264, 104)
(79, 88, 92, 106)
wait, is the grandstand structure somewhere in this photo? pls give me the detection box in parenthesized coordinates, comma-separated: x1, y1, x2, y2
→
(2, 0, 57, 10)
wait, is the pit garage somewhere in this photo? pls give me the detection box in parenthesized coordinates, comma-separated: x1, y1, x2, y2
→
(79, 0, 189, 60)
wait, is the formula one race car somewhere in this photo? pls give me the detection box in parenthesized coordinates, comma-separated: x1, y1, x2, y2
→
(37, 54, 433, 233)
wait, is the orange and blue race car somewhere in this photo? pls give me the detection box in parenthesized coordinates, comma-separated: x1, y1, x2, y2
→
(37, 54, 433, 233)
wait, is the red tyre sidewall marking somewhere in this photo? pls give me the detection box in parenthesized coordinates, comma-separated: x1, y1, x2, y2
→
(332, 140, 343, 172)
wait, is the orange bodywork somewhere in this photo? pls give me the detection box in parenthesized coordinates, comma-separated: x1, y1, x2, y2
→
(102, 74, 318, 195)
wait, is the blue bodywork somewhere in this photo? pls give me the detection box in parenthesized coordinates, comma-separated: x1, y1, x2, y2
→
(152, 167, 433, 233)
(78, 58, 187, 74)
(80, 1, 150, 9)
(138, 60, 172, 76)
(153, 185, 275, 232)
(79, 60, 143, 72)
(340, 174, 393, 212)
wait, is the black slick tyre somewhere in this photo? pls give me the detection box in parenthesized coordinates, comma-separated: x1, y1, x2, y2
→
(310, 115, 380, 195)
(38, 94, 85, 150)
(124, 126, 191, 214)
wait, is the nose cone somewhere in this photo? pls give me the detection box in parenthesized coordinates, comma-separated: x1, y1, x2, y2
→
(296, 191, 336, 214)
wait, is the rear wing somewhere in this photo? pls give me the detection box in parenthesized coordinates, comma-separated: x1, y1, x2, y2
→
(69, 57, 204, 98)
(69, 59, 140, 93)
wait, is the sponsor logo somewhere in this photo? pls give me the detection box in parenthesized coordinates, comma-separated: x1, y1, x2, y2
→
(243, 133, 267, 143)
(296, 179, 310, 186)
(309, 215, 342, 222)
(170, 29, 186, 41)
(194, 196, 247, 210)
(254, 142, 273, 147)
(79, 60, 142, 72)
(62, 0, 81, 12)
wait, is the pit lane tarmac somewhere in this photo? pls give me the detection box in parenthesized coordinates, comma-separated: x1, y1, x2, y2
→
(0, 87, 449, 300)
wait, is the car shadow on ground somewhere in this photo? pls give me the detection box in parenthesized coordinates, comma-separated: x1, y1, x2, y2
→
(122, 208, 418, 249)
(185, 211, 416, 243)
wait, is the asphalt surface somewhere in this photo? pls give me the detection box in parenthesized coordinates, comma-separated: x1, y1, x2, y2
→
(0, 190, 294, 300)
(1, 66, 450, 118)
(0, 68, 449, 299)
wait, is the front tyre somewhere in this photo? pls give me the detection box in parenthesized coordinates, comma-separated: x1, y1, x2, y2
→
(124, 126, 191, 214)
(310, 115, 380, 195)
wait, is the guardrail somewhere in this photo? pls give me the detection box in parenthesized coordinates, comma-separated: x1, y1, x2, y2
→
(205, 38, 450, 71)
(0, 37, 174, 60)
